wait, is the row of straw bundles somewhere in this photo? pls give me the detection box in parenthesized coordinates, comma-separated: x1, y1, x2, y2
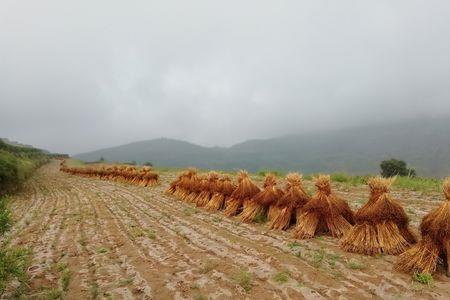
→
(60, 162, 158, 186)
(166, 169, 450, 276)
(167, 170, 312, 230)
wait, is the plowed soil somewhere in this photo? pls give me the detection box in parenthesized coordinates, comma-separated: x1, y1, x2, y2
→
(3, 161, 450, 299)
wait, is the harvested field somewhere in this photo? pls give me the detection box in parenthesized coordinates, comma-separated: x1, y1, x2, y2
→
(2, 161, 450, 299)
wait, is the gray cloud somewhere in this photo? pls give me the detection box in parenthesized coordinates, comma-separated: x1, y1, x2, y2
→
(1, 0, 450, 154)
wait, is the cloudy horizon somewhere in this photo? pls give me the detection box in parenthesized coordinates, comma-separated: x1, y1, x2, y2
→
(1, 1, 450, 154)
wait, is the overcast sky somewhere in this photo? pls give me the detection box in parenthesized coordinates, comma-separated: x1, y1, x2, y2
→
(1, 1, 450, 154)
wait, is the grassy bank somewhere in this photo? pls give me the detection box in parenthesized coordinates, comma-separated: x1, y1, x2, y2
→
(0, 140, 51, 296)
(0, 140, 49, 196)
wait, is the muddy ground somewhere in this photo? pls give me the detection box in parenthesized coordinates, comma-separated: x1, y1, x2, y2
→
(2, 161, 449, 299)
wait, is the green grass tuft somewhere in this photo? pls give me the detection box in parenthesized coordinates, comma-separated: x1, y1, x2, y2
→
(232, 270, 252, 293)
(273, 271, 290, 283)
(413, 272, 433, 285)
(347, 260, 366, 270)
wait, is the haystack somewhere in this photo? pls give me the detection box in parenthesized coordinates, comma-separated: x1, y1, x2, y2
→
(195, 172, 220, 207)
(172, 169, 197, 200)
(293, 175, 354, 239)
(395, 178, 450, 275)
(224, 171, 260, 217)
(140, 169, 158, 186)
(340, 177, 416, 255)
(166, 170, 190, 195)
(240, 174, 284, 223)
(185, 175, 205, 203)
(268, 173, 310, 230)
(205, 176, 236, 211)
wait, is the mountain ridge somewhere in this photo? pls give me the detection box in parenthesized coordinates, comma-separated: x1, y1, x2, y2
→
(74, 118, 450, 177)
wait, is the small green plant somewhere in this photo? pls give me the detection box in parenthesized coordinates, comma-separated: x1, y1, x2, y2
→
(232, 270, 252, 293)
(287, 241, 301, 249)
(193, 294, 206, 300)
(253, 213, 267, 224)
(273, 271, 290, 284)
(347, 260, 366, 270)
(61, 269, 71, 291)
(56, 261, 67, 272)
(413, 272, 433, 285)
(327, 253, 341, 268)
(311, 248, 326, 267)
(97, 247, 108, 254)
(89, 282, 100, 299)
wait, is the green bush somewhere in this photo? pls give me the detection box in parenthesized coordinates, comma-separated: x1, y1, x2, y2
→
(380, 159, 416, 177)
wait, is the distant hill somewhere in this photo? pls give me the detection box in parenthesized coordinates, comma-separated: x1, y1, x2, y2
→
(74, 118, 450, 177)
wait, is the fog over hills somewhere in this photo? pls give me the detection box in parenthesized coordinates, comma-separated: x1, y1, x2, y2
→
(74, 118, 450, 177)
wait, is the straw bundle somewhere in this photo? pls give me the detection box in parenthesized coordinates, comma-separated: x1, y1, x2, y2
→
(340, 177, 416, 255)
(395, 178, 450, 275)
(205, 176, 236, 211)
(268, 173, 310, 230)
(195, 172, 220, 207)
(293, 175, 354, 239)
(224, 171, 260, 217)
(166, 169, 196, 195)
(178, 174, 197, 201)
(140, 169, 159, 186)
(185, 175, 204, 203)
(240, 174, 283, 223)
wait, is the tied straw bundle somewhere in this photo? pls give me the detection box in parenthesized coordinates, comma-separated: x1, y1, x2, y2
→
(268, 173, 310, 230)
(395, 178, 450, 275)
(240, 174, 284, 223)
(340, 177, 416, 255)
(224, 171, 260, 217)
(294, 175, 354, 239)
(205, 176, 236, 211)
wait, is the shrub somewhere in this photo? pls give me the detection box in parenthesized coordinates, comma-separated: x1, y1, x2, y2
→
(380, 159, 416, 177)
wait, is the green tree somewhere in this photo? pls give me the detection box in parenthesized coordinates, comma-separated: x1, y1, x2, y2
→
(380, 159, 416, 177)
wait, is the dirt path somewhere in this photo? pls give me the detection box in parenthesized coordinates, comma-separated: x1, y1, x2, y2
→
(3, 161, 450, 299)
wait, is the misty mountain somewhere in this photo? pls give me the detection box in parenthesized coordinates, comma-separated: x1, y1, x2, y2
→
(74, 118, 450, 177)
